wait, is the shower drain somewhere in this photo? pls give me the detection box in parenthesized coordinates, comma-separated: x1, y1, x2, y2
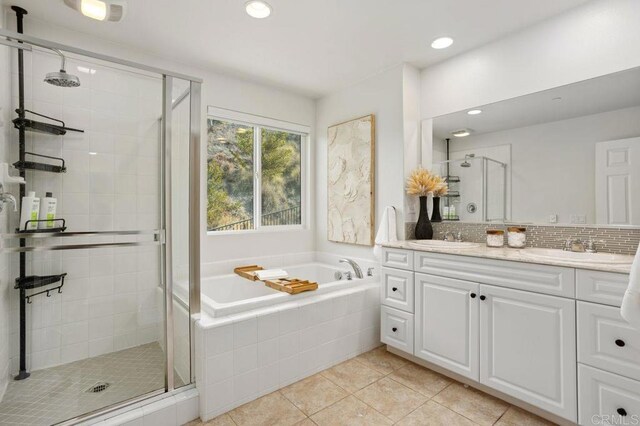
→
(86, 382, 110, 393)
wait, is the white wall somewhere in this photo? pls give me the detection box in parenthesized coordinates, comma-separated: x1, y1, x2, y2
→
(448, 106, 640, 224)
(402, 65, 422, 224)
(315, 65, 405, 260)
(6, 11, 317, 264)
(420, 0, 640, 120)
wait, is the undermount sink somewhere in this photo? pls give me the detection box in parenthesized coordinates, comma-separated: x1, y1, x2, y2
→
(408, 240, 481, 249)
(519, 248, 634, 265)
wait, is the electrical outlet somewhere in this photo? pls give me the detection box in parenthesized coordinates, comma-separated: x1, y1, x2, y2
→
(570, 214, 586, 224)
(548, 214, 558, 223)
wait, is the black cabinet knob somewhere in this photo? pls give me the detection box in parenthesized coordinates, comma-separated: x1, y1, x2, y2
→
(617, 408, 627, 416)
(470, 293, 476, 298)
(615, 339, 626, 347)
(392, 287, 398, 292)
(392, 327, 397, 332)
(479, 295, 486, 301)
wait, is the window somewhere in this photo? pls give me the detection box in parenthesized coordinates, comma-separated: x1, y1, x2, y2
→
(206, 108, 307, 232)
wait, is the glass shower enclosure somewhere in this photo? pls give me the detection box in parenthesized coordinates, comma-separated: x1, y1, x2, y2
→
(0, 6, 200, 425)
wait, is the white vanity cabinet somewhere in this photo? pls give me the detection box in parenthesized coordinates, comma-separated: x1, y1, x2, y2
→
(414, 273, 479, 380)
(479, 285, 577, 420)
(380, 246, 635, 424)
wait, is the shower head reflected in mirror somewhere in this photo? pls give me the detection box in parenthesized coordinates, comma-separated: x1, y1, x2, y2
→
(43, 48, 80, 87)
(460, 154, 475, 168)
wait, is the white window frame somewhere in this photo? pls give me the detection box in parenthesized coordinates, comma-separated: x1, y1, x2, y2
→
(206, 106, 310, 235)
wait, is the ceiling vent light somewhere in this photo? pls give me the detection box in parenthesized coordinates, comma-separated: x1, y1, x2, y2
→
(245, 1, 271, 18)
(431, 37, 453, 49)
(467, 109, 482, 115)
(452, 129, 471, 138)
(64, 0, 127, 22)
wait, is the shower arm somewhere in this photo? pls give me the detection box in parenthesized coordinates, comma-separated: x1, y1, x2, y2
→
(48, 47, 67, 71)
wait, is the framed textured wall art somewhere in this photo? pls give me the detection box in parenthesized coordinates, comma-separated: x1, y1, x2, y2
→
(327, 114, 375, 245)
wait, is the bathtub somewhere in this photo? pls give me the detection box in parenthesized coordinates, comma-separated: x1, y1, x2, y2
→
(191, 262, 376, 318)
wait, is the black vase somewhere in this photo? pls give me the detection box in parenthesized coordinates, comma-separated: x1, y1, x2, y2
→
(431, 196, 442, 223)
(415, 196, 434, 240)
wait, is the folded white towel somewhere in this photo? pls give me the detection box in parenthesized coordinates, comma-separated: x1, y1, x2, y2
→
(621, 244, 640, 331)
(373, 206, 398, 258)
(255, 269, 289, 281)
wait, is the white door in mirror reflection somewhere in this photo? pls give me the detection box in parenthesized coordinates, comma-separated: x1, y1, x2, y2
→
(595, 137, 640, 225)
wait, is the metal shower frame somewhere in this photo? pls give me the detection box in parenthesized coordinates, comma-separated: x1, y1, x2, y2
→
(0, 18, 202, 424)
(437, 155, 508, 221)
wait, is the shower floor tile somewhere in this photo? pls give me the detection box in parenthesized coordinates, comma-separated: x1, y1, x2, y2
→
(0, 342, 168, 425)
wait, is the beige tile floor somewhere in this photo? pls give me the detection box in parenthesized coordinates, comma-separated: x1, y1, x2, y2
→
(188, 346, 557, 426)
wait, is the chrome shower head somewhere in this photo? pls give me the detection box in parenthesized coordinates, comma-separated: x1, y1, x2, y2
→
(44, 70, 80, 87)
(43, 48, 80, 87)
(460, 154, 475, 168)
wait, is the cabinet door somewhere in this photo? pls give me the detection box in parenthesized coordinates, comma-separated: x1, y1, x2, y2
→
(479, 285, 577, 422)
(415, 273, 479, 380)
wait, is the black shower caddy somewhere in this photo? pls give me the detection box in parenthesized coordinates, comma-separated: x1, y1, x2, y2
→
(11, 6, 83, 381)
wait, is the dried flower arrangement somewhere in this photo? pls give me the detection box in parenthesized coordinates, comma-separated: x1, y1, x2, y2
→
(406, 168, 448, 197)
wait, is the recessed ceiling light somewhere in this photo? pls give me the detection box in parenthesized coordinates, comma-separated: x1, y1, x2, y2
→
(245, 1, 271, 18)
(88, 151, 97, 155)
(467, 109, 482, 115)
(431, 37, 453, 49)
(63, 0, 127, 22)
(552, 97, 562, 101)
(452, 129, 471, 138)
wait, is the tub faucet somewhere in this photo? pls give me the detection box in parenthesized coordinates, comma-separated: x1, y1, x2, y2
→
(339, 258, 363, 279)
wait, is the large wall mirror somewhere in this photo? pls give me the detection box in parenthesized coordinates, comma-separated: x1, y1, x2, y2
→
(430, 66, 640, 227)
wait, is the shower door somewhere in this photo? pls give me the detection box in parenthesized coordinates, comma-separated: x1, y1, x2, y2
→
(0, 21, 200, 426)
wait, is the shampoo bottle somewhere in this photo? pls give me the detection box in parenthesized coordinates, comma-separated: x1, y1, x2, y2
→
(20, 191, 40, 231)
(38, 192, 57, 229)
(449, 204, 456, 220)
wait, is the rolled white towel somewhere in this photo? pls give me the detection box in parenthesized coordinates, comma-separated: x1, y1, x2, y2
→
(373, 206, 398, 258)
(255, 269, 289, 281)
(621, 244, 640, 331)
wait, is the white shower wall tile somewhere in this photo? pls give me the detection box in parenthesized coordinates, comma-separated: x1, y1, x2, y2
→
(5, 50, 165, 376)
(196, 282, 381, 421)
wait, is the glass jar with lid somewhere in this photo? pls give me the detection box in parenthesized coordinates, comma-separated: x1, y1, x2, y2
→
(486, 229, 505, 248)
(507, 226, 527, 248)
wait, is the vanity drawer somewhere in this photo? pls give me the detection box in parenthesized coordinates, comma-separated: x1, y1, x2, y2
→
(381, 306, 414, 354)
(381, 247, 414, 271)
(578, 301, 640, 381)
(381, 267, 414, 313)
(576, 269, 630, 307)
(578, 364, 640, 425)
(414, 251, 575, 298)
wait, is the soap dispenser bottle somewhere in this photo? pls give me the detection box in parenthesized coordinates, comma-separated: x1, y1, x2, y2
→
(38, 192, 57, 229)
(20, 191, 40, 231)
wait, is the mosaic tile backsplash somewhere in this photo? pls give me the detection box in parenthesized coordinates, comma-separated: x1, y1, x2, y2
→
(405, 222, 640, 256)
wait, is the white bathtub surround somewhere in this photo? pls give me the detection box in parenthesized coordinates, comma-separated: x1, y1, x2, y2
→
(621, 245, 640, 330)
(195, 281, 381, 421)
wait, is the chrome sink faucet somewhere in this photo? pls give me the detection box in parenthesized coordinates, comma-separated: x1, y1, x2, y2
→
(443, 231, 463, 242)
(563, 237, 585, 252)
(339, 258, 363, 279)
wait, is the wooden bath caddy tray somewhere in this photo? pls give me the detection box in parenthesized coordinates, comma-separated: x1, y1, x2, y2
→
(265, 278, 318, 294)
(234, 265, 318, 294)
(233, 265, 264, 281)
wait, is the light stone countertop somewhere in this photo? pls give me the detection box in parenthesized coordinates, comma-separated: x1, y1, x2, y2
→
(382, 240, 633, 274)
